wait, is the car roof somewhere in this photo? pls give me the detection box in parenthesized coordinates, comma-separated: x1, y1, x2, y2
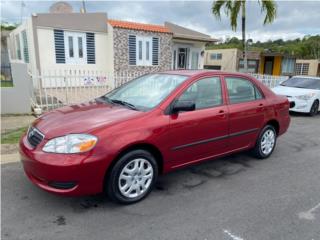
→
(159, 70, 250, 78)
(292, 75, 320, 80)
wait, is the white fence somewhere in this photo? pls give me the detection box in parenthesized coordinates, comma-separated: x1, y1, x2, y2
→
(250, 73, 288, 88)
(30, 69, 289, 111)
(31, 70, 144, 110)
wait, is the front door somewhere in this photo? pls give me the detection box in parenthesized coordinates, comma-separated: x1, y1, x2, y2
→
(224, 76, 266, 150)
(178, 48, 188, 69)
(168, 76, 229, 168)
(264, 57, 274, 75)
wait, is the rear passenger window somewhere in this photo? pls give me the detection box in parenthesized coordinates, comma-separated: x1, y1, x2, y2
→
(225, 77, 263, 104)
(178, 77, 222, 110)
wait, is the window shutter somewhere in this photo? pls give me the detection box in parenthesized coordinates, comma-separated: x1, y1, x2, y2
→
(128, 35, 136, 65)
(54, 29, 65, 64)
(86, 32, 95, 64)
(152, 37, 159, 66)
(21, 30, 29, 63)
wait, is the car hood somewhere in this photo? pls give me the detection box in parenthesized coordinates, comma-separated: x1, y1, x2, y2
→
(272, 85, 319, 97)
(33, 101, 143, 139)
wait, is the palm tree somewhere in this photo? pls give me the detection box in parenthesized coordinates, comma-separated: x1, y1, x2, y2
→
(212, 0, 277, 71)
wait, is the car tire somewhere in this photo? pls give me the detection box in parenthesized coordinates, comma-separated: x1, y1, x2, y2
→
(106, 149, 158, 204)
(251, 125, 277, 159)
(309, 100, 319, 117)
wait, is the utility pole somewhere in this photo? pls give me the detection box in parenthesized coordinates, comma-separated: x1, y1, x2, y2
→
(20, 1, 26, 23)
(82, 0, 87, 13)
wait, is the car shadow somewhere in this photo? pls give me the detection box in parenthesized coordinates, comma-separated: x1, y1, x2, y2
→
(67, 152, 257, 211)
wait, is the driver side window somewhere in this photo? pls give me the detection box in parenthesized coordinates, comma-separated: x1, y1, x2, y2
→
(178, 77, 222, 110)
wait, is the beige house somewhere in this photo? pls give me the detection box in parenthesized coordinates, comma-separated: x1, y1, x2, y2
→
(295, 59, 320, 76)
(204, 48, 260, 73)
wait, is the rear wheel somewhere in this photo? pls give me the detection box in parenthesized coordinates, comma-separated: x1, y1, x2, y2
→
(106, 150, 158, 204)
(251, 125, 277, 159)
(309, 100, 319, 116)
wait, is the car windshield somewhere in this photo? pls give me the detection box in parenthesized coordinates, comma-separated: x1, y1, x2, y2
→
(280, 77, 320, 90)
(104, 74, 188, 111)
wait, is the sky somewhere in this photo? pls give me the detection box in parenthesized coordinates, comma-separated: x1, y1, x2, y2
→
(1, 0, 320, 42)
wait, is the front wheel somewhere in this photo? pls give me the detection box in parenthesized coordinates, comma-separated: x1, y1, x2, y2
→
(106, 150, 158, 204)
(309, 100, 319, 116)
(251, 125, 277, 159)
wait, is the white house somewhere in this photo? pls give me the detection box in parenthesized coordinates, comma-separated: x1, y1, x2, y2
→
(8, 12, 112, 76)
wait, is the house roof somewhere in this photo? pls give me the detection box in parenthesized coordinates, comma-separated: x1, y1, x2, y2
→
(164, 22, 217, 42)
(33, 13, 108, 33)
(108, 19, 172, 33)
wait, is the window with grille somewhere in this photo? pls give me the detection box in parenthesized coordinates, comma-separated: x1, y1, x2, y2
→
(128, 35, 159, 66)
(15, 34, 22, 60)
(54, 29, 95, 64)
(295, 63, 309, 75)
(21, 30, 29, 63)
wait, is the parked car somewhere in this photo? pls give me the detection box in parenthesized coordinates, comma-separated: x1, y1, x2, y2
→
(20, 70, 290, 204)
(272, 76, 320, 116)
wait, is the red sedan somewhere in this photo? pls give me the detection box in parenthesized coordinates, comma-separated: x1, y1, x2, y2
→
(20, 70, 290, 204)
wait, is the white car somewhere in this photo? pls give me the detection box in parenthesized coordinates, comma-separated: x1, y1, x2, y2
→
(272, 76, 320, 116)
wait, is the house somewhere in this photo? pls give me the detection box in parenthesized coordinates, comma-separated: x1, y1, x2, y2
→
(8, 12, 111, 75)
(107, 19, 173, 75)
(204, 48, 260, 73)
(295, 59, 320, 76)
(8, 10, 215, 78)
(164, 22, 216, 70)
(260, 52, 296, 76)
(204, 48, 297, 76)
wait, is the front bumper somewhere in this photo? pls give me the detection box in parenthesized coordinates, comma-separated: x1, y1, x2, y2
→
(19, 134, 111, 196)
(287, 97, 313, 113)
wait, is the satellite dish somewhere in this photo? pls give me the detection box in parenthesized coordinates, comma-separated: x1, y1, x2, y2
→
(49, 1, 73, 13)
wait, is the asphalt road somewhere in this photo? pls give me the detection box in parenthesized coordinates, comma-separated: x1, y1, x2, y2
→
(2, 113, 320, 240)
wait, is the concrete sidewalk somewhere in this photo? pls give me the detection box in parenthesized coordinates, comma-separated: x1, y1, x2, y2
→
(1, 115, 36, 158)
(1, 153, 20, 164)
(1, 115, 35, 134)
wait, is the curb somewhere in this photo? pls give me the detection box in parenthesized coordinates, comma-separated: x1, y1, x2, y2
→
(1, 153, 20, 164)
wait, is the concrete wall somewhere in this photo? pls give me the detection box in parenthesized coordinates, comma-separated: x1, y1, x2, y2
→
(1, 63, 32, 114)
(112, 27, 172, 75)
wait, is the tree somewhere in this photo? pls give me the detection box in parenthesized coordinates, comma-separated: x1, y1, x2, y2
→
(212, 0, 277, 71)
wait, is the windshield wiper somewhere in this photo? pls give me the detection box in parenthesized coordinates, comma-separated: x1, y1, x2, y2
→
(109, 99, 138, 110)
(96, 95, 113, 103)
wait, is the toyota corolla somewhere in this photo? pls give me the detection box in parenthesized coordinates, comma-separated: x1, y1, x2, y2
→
(20, 70, 290, 204)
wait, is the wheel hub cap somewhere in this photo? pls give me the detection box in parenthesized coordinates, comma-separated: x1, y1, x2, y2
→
(261, 129, 275, 155)
(118, 158, 153, 198)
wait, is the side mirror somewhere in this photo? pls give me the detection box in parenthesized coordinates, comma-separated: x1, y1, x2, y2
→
(171, 100, 195, 114)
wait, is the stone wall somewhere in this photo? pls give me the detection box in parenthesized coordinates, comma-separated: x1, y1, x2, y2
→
(113, 28, 172, 75)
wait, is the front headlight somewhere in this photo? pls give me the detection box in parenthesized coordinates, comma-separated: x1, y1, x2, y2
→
(43, 134, 98, 153)
(296, 93, 316, 100)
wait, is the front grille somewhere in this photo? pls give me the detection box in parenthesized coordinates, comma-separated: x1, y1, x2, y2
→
(27, 127, 44, 148)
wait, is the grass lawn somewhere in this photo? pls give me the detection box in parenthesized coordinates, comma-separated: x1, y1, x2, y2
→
(1, 81, 14, 87)
(1, 127, 28, 144)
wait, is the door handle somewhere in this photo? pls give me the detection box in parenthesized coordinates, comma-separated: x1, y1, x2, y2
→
(218, 109, 225, 114)
(258, 103, 264, 107)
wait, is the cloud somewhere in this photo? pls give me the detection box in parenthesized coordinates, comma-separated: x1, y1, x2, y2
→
(1, 0, 319, 42)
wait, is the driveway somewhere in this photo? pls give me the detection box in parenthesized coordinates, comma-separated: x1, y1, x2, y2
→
(2, 114, 320, 240)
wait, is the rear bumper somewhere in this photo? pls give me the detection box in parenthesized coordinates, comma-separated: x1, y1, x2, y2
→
(19, 135, 111, 196)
